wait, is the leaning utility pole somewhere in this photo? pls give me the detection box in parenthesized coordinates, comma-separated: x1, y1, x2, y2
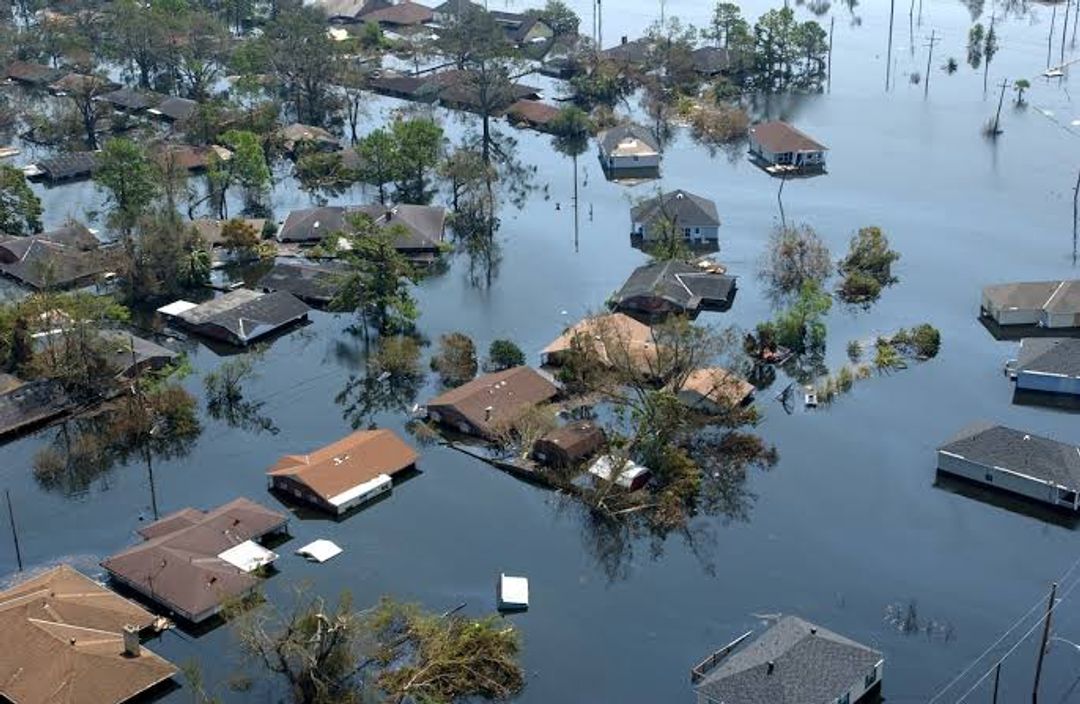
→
(1072, 166, 1080, 264)
(1063, 0, 1072, 65)
(886, 0, 896, 90)
(5, 489, 22, 572)
(1049, 4, 1058, 69)
(827, 16, 835, 92)
(924, 29, 939, 98)
(992, 662, 1002, 704)
(991, 78, 1009, 135)
(1032, 582, 1058, 703)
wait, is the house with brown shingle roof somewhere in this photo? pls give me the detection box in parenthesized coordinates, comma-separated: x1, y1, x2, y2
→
(748, 121, 827, 171)
(101, 498, 289, 623)
(540, 312, 656, 371)
(426, 366, 558, 438)
(0, 565, 177, 704)
(359, 0, 433, 27)
(268, 429, 418, 514)
(676, 367, 755, 413)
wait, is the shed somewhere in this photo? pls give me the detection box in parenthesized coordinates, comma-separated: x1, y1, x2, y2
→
(588, 455, 650, 490)
(533, 421, 605, 468)
(426, 366, 558, 438)
(1010, 338, 1080, 397)
(630, 189, 720, 244)
(101, 498, 289, 623)
(267, 429, 418, 515)
(0, 565, 178, 704)
(937, 422, 1080, 510)
(692, 616, 883, 704)
(748, 121, 827, 171)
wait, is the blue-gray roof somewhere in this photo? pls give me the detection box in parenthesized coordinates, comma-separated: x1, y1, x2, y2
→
(939, 422, 1080, 488)
(695, 616, 881, 704)
(1018, 337, 1080, 378)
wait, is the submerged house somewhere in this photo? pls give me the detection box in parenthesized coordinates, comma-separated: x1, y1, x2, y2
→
(982, 280, 1080, 329)
(748, 121, 828, 172)
(597, 123, 661, 173)
(0, 565, 178, 704)
(533, 421, 606, 468)
(278, 204, 446, 262)
(610, 261, 737, 319)
(0, 228, 117, 290)
(630, 189, 720, 244)
(506, 99, 562, 132)
(4, 60, 67, 87)
(1009, 338, 1080, 398)
(24, 151, 99, 182)
(676, 367, 755, 413)
(358, 0, 433, 28)
(426, 366, 559, 439)
(277, 205, 349, 244)
(937, 422, 1080, 510)
(692, 616, 883, 704)
(101, 498, 289, 623)
(540, 312, 655, 370)
(276, 123, 341, 156)
(0, 378, 72, 439)
(490, 10, 553, 45)
(148, 95, 198, 122)
(268, 429, 418, 515)
(98, 87, 166, 113)
(259, 260, 345, 306)
(157, 289, 310, 347)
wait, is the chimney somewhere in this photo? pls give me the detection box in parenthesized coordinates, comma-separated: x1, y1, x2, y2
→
(485, 406, 494, 421)
(810, 626, 817, 635)
(384, 210, 393, 223)
(766, 661, 775, 675)
(123, 625, 141, 657)
(621, 35, 628, 45)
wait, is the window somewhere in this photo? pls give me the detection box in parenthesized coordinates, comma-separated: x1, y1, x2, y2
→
(985, 472, 994, 483)
(683, 228, 692, 237)
(865, 666, 878, 688)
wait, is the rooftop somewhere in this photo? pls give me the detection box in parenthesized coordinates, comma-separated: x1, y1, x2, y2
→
(599, 123, 660, 157)
(427, 366, 558, 436)
(612, 260, 737, 313)
(749, 121, 828, 154)
(983, 281, 1067, 310)
(678, 367, 755, 407)
(174, 289, 311, 345)
(1017, 338, 1080, 378)
(939, 422, 1080, 489)
(630, 190, 720, 229)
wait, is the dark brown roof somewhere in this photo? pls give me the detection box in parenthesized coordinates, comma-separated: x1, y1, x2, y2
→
(360, 0, 433, 25)
(0, 565, 177, 704)
(4, 60, 66, 85)
(749, 121, 827, 153)
(102, 498, 288, 623)
(427, 366, 558, 436)
(536, 421, 605, 459)
(49, 72, 114, 94)
(354, 203, 446, 251)
(190, 218, 267, 247)
(268, 429, 417, 501)
(506, 99, 561, 128)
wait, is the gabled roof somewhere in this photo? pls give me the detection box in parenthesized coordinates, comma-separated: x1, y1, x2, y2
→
(4, 60, 66, 85)
(98, 87, 165, 111)
(278, 206, 348, 243)
(314, 0, 385, 20)
(49, 72, 113, 94)
(1017, 338, 1080, 378)
(630, 190, 719, 229)
(277, 123, 340, 153)
(427, 366, 558, 436)
(678, 367, 754, 407)
(541, 312, 655, 367)
(939, 422, 1080, 489)
(749, 121, 828, 153)
(0, 565, 177, 704)
(101, 498, 288, 622)
(0, 235, 117, 290)
(268, 429, 417, 504)
(35, 151, 99, 180)
(1045, 280, 1080, 314)
(258, 261, 345, 305)
(598, 123, 660, 157)
(149, 95, 198, 121)
(432, 0, 482, 15)
(612, 261, 736, 312)
(692, 45, 730, 74)
(0, 379, 71, 438)
(175, 289, 310, 345)
(190, 218, 267, 247)
(600, 36, 653, 64)
(360, 0, 433, 25)
(695, 616, 881, 704)
(506, 99, 561, 128)
(983, 280, 1080, 313)
(354, 203, 446, 250)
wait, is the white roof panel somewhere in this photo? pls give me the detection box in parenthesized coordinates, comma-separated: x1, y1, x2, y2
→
(296, 539, 343, 563)
(498, 574, 529, 609)
(157, 300, 198, 317)
(218, 540, 278, 572)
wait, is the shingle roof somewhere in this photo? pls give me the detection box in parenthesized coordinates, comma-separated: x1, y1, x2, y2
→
(612, 261, 736, 312)
(36, 151, 99, 181)
(427, 366, 558, 436)
(149, 95, 198, 122)
(354, 203, 446, 251)
(679, 367, 754, 407)
(99, 88, 165, 111)
(360, 0, 433, 25)
(506, 99, 561, 127)
(0, 565, 177, 704)
(177, 289, 310, 345)
(598, 123, 660, 156)
(278, 206, 348, 243)
(1045, 280, 1080, 314)
(0, 379, 71, 438)
(695, 616, 881, 704)
(268, 429, 417, 502)
(258, 261, 345, 304)
(0, 235, 118, 290)
(600, 37, 653, 64)
(101, 498, 288, 623)
(541, 312, 656, 368)
(692, 46, 730, 74)
(939, 422, 1080, 489)
(1017, 338, 1080, 378)
(189, 218, 267, 248)
(749, 121, 828, 154)
(983, 281, 1064, 310)
(630, 190, 720, 229)
(4, 60, 66, 85)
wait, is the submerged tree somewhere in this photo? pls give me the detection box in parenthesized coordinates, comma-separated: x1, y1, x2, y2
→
(759, 223, 832, 301)
(94, 138, 161, 237)
(431, 332, 478, 387)
(204, 352, 278, 435)
(331, 214, 418, 335)
(336, 335, 424, 429)
(836, 226, 900, 305)
(0, 165, 43, 236)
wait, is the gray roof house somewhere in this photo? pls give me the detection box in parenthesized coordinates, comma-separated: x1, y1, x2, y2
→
(0, 232, 118, 291)
(278, 204, 446, 262)
(259, 261, 345, 306)
(158, 289, 310, 347)
(148, 95, 199, 122)
(693, 616, 883, 704)
(938, 422, 1080, 510)
(597, 123, 661, 174)
(277, 206, 349, 243)
(1010, 337, 1080, 399)
(982, 280, 1080, 329)
(610, 261, 736, 320)
(630, 190, 720, 244)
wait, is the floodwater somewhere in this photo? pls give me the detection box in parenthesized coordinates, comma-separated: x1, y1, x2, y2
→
(5, 0, 1080, 701)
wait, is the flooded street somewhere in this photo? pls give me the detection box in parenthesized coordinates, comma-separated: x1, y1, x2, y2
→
(5, 0, 1080, 701)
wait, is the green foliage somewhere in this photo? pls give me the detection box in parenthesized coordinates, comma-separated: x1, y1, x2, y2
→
(760, 223, 832, 299)
(294, 151, 358, 204)
(549, 105, 594, 158)
(94, 138, 160, 235)
(846, 339, 862, 363)
(331, 215, 418, 335)
(527, 0, 580, 37)
(0, 165, 43, 236)
(487, 339, 525, 371)
(391, 117, 444, 204)
(759, 280, 833, 354)
(431, 332, 478, 387)
(837, 226, 899, 304)
(356, 128, 397, 205)
(129, 209, 209, 300)
(570, 60, 636, 109)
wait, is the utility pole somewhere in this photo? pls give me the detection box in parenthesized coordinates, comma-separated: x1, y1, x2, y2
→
(1032, 582, 1058, 703)
(1049, 4, 1058, 70)
(924, 29, 939, 99)
(992, 78, 1008, 135)
(1072, 166, 1079, 265)
(886, 0, 896, 90)
(5, 489, 22, 572)
(827, 16, 834, 92)
(1063, 0, 1072, 65)
(597, 0, 602, 53)
(993, 662, 1002, 704)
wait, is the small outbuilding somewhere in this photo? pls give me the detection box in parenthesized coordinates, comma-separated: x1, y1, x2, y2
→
(692, 616, 883, 704)
(267, 429, 418, 515)
(748, 121, 827, 172)
(1010, 338, 1080, 397)
(426, 366, 558, 439)
(630, 189, 720, 244)
(533, 421, 606, 468)
(982, 280, 1080, 329)
(597, 123, 661, 173)
(937, 422, 1080, 510)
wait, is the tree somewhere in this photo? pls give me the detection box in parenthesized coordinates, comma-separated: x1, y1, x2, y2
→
(759, 223, 832, 299)
(62, 71, 112, 149)
(707, 2, 749, 49)
(966, 23, 985, 69)
(128, 209, 209, 299)
(528, 0, 580, 38)
(487, 339, 525, 371)
(431, 332, 478, 387)
(391, 117, 443, 204)
(336, 63, 368, 144)
(0, 165, 42, 236)
(550, 106, 593, 247)
(204, 351, 277, 434)
(219, 218, 262, 258)
(94, 138, 160, 236)
(331, 214, 418, 335)
(1013, 77, 1030, 105)
(336, 336, 425, 429)
(754, 280, 833, 355)
(171, 10, 230, 101)
(206, 130, 271, 218)
(356, 128, 397, 205)
(295, 151, 358, 205)
(836, 226, 900, 304)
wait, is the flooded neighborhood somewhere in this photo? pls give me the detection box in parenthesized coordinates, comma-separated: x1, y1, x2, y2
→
(2, 0, 1080, 702)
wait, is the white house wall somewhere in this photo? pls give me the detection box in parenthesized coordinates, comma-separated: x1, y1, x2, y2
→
(938, 452, 1071, 506)
(1045, 310, 1080, 328)
(1016, 371, 1080, 396)
(607, 154, 661, 170)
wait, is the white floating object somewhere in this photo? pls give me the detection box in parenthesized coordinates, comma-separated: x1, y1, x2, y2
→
(1072, 120, 1080, 127)
(498, 573, 529, 611)
(1045, 68, 1065, 78)
(804, 390, 818, 408)
(296, 539, 343, 563)
(156, 300, 198, 317)
(218, 540, 278, 572)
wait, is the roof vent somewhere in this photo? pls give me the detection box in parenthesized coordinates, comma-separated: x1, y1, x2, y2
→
(766, 660, 775, 674)
(70, 638, 77, 646)
(675, 192, 684, 199)
(1024, 434, 1031, 441)
(122, 624, 141, 657)
(810, 626, 817, 635)
(485, 406, 494, 421)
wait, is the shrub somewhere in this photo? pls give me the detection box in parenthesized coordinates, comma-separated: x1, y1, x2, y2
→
(487, 339, 525, 371)
(911, 324, 941, 358)
(431, 332, 477, 387)
(846, 339, 862, 363)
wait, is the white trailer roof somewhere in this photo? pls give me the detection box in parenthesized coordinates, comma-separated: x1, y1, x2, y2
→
(217, 540, 278, 572)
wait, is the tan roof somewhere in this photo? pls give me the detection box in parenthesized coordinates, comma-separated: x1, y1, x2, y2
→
(0, 565, 177, 704)
(268, 429, 417, 500)
(189, 218, 267, 247)
(427, 366, 558, 436)
(360, 0, 433, 25)
(678, 367, 754, 407)
(749, 121, 827, 153)
(542, 313, 656, 368)
(102, 498, 287, 622)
